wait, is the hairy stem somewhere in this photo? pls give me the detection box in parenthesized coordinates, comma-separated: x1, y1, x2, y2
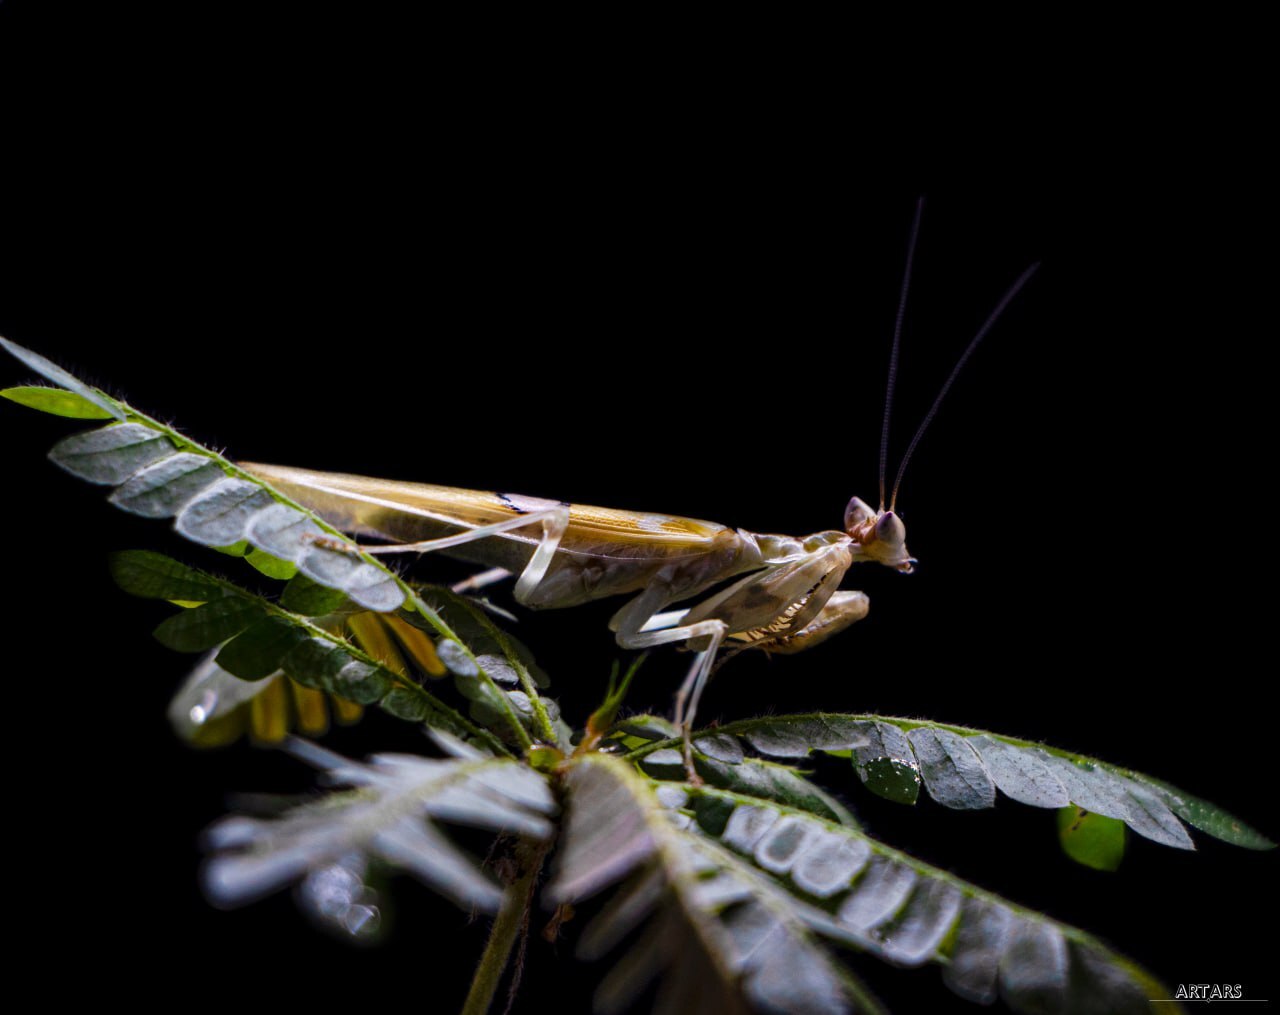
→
(461, 847, 544, 1015)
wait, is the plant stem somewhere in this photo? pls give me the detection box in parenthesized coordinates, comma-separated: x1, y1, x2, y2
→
(461, 853, 541, 1015)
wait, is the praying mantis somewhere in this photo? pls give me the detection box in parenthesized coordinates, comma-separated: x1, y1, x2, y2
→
(236, 204, 1038, 769)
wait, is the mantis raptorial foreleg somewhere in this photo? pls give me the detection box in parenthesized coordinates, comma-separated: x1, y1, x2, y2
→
(608, 553, 848, 778)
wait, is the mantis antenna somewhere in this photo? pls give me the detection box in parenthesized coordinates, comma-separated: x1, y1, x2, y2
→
(888, 259, 1041, 513)
(879, 195, 926, 513)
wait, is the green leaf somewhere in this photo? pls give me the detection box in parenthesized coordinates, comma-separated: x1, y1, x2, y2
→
(153, 596, 261, 652)
(616, 714, 681, 742)
(49, 423, 175, 485)
(1058, 807, 1127, 872)
(688, 785, 1173, 1014)
(29, 400, 406, 612)
(109, 550, 227, 602)
(296, 543, 400, 609)
(155, 571, 504, 751)
(851, 721, 922, 805)
(204, 735, 556, 916)
(547, 754, 881, 1015)
(413, 587, 551, 689)
(380, 688, 432, 722)
(0, 338, 125, 420)
(215, 618, 305, 681)
(281, 635, 360, 693)
(109, 452, 226, 518)
(858, 756, 922, 805)
(640, 749, 857, 827)
(740, 715, 872, 756)
(175, 479, 275, 547)
(280, 574, 349, 616)
(1134, 775, 1276, 851)
(967, 734, 1070, 808)
(245, 548, 298, 580)
(907, 726, 995, 810)
(244, 503, 324, 563)
(278, 635, 416, 713)
(1, 385, 116, 419)
(417, 592, 552, 751)
(682, 713, 1273, 852)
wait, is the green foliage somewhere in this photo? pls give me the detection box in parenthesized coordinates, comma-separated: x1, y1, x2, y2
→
(0, 338, 124, 420)
(622, 714, 1273, 856)
(1058, 808, 1127, 872)
(4, 337, 1272, 1014)
(204, 733, 557, 915)
(0, 385, 116, 419)
(279, 574, 351, 616)
(153, 596, 264, 652)
(109, 549, 507, 752)
(109, 549, 228, 602)
(215, 618, 305, 680)
(682, 784, 1168, 1014)
(548, 753, 879, 1015)
(12, 350, 407, 612)
(245, 547, 299, 579)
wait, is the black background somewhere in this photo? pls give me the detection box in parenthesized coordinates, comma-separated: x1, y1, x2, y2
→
(1, 6, 1274, 1012)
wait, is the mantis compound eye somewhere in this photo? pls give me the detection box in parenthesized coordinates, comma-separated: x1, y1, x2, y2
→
(875, 511, 905, 545)
(843, 496, 875, 533)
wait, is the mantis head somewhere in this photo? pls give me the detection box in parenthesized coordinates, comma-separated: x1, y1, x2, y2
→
(844, 497, 914, 574)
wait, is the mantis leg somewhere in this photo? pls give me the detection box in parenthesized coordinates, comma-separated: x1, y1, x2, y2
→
(613, 585, 729, 779)
(612, 546, 857, 777)
(450, 567, 513, 594)
(330, 507, 570, 606)
(639, 608, 690, 632)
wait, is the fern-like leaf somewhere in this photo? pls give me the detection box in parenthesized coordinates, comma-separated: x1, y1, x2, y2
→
(551, 753, 1181, 1014)
(681, 784, 1178, 1014)
(548, 754, 884, 1015)
(625, 713, 1274, 853)
(0, 338, 124, 420)
(4, 337, 564, 747)
(112, 549, 508, 753)
(2, 338, 404, 611)
(204, 732, 556, 916)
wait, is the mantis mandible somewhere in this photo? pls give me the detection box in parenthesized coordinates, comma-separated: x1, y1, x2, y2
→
(241, 206, 1037, 771)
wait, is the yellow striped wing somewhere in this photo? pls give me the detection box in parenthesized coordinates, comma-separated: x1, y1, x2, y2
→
(238, 463, 731, 555)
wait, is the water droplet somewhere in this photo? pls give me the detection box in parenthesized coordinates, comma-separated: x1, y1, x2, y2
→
(344, 905, 380, 937)
(189, 690, 219, 725)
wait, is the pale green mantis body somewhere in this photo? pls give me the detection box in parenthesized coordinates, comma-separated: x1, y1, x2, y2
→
(240, 208, 1037, 767)
(238, 461, 897, 740)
